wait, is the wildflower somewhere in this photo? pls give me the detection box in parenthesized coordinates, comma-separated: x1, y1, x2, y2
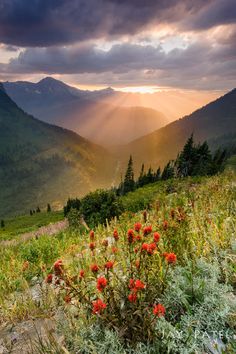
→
(79, 270, 85, 278)
(64, 295, 71, 303)
(90, 264, 99, 273)
(92, 299, 107, 314)
(162, 252, 168, 258)
(113, 229, 119, 241)
(128, 292, 137, 303)
(134, 222, 142, 232)
(135, 234, 142, 241)
(134, 279, 145, 290)
(97, 276, 107, 292)
(22, 261, 29, 271)
(134, 246, 139, 253)
(90, 230, 95, 240)
(141, 243, 149, 252)
(54, 259, 63, 275)
(163, 220, 168, 230)
(129, 279, 135, 289)
(147, 242, 157, 255)
(102, 239, 108, 247)
(112, 246, 118, 254)
(153, 303, 165, 317)
(105, 261, 114, 270)
(45, 273, 53, 283)
(153, 232, 160, 243)
(89, 242, 96, 251)
(143, 225, 152, 235)
(165, 253, 177, 264)
(127, 229, 135, 243)
(135, 260, 140, 269)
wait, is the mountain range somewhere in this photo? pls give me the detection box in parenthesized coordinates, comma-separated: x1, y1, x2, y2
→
(3, 78, 169, 146)
(119, 88, 236, 170)
(0, 79, 235, 217)
(0, 83, 115, 217)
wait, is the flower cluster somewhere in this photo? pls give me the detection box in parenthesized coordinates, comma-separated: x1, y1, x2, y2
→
(47, 221, 178, 344)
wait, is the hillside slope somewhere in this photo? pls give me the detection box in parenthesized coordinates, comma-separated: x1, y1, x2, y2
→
(3, 78, 169, 145)
(0, 84, 115, 217)
(120, 89, 236, 169)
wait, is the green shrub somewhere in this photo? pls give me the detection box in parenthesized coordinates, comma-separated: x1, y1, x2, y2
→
(80, 189, 124, 227)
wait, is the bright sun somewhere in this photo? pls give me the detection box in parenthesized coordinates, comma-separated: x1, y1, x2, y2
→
(117, 86, 163, 94)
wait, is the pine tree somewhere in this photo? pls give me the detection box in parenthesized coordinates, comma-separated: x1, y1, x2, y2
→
(30, 210, 33, 216)
(36, 206, 41, 213)
(155, 167, 161, 181)
(146, 167, 154, 184)
(123, 155, 135, 194)
(176, 134, 196, 177)
(1, 220, 5, 228)
(193, 141, 212, 175)
(137, 163, 145, 187)
(161, 161, 175, 180)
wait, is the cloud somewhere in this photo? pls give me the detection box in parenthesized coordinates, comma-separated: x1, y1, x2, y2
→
(0, 0, 234, 47)
(1, 28, 235, 90)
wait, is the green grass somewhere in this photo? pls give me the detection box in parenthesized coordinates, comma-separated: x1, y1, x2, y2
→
(0, 171, 235, 353)
(0, 211, 64, 241)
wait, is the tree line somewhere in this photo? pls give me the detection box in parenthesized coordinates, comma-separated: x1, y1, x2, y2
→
(117, 135, 227, 195)
(64, 135, 227, 228)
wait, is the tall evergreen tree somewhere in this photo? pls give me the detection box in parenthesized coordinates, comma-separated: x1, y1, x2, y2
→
(176, 134, 196, 177)
(162, 161, 175, 180)
(123, 155, 135, 194)
(155, 167, 161, 181)
(1, 220, 5, 228)
(137, 163, 145, 187)
(193, 141, 212, 175)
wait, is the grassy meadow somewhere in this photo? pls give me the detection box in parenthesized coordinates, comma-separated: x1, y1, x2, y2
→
(0, 211, 64, 241)
(0, 170, 235, 353)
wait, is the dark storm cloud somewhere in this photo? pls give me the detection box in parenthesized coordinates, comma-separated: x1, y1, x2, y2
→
(0, 0, 234, 47)
(1, 32, 235, 90)
(4, 34, 235, 75)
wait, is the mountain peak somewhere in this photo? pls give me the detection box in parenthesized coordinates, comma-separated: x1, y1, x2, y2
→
(38, 76, 60, 84)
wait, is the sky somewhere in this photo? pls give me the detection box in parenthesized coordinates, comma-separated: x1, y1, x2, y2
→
(0, 0, 235, 92)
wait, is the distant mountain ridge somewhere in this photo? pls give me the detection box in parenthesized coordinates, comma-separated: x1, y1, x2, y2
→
(0, 86, 115, 217)
(3, 78, 169, 145)
(118, 88, 236, 170)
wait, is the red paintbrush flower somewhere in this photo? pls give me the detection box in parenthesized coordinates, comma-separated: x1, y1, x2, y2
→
(153, 232, 160, 243)
(134, 279, 145, 290)
(143, 225, 152, 235)
(53, 259, 63, 275)
(165, 252, 177, 264)
(97, 276, 107, 292)
(90, 264, 99, 273)
(113, 229, 119, 241)
(105, 261, 114, 270)
(45, 273, 53, 283)
(128, 292, 137, 303)
(89, 242, 96, 251)
(153, 303, 165, 317)
(92, 299, 107, 314)
(127, 229, 135, 243)
(134, 222, 142, 232)
(141, 243, 149, 252)
(90, 230, 95, 240)
(79, 270, 85, 278)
